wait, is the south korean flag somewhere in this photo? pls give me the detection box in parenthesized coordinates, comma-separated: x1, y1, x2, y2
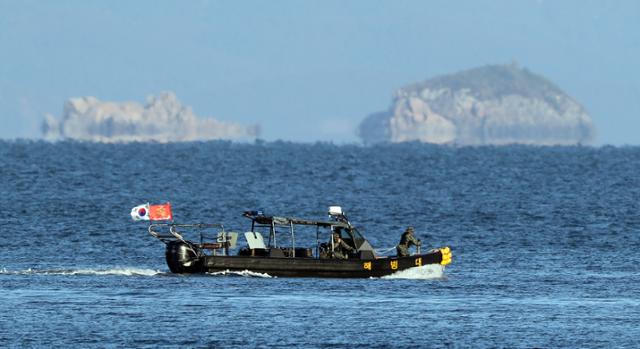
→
(131, 203, 150, 221)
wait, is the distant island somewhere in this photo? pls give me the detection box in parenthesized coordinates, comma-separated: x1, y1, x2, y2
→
(358, 64, 595, 145)
(42, 91, 260, 142)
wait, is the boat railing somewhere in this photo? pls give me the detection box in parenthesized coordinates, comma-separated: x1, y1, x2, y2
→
(149, 223, 238, 256)
(148, 223, 223, 244)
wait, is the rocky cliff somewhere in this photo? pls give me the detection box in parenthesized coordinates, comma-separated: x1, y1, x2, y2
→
(359, 64, 595, 145)
(42, 91, 259, 142)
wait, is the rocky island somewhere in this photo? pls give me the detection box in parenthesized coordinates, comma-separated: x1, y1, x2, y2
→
(358, 64, 595, 145)
(42, 91, 260, 142)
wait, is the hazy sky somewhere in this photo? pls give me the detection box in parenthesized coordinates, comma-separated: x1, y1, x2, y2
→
(1, 0, 638, 144)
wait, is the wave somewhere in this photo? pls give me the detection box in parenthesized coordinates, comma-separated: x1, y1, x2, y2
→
(0, 267, 163, 276)
(380, 264, 446, 280)
(206, 269, 273, 278)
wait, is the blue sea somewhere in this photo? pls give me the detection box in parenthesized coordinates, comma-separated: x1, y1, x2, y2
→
(1, 140, 639, 348)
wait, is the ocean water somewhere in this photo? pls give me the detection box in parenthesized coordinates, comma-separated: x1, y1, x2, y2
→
(1, 140, 639, 348)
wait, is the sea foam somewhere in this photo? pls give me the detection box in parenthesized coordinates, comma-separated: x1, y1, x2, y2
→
(380, 264, 446, 280)
(207, 269, 273, 278)
(0, 267, 163, 276)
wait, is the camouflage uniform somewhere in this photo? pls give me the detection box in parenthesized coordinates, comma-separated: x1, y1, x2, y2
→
(331, 235, 354, 259)
(397, 227, 421, 257)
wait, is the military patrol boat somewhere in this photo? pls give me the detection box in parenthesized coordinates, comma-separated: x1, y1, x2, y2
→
(148, 206, 452, 278)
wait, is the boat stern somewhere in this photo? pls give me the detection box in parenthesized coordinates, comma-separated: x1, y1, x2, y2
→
(165, 240, 203, 273)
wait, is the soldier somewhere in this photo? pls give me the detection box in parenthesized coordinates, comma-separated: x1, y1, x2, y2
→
(396, 226, 421, 257)
(330, 231, 354, 259)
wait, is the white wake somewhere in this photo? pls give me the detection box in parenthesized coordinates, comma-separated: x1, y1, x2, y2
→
(0, 267, 163, 277)
(380, 264, 446, 280)
(206, 269, 273, 278)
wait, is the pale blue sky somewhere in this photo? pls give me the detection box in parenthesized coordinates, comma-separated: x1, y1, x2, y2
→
(1, 0, 638, 144)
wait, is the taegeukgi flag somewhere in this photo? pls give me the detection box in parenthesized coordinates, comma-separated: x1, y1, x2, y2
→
(131, 202, 173, 221)
(131, 203, 150, 221)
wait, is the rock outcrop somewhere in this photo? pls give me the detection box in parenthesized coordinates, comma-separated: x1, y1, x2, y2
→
(359, 64, 595, 145)
(42, 91, 260, 142)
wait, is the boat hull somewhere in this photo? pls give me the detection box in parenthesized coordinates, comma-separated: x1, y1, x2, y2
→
(165, 241, 449, 278)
